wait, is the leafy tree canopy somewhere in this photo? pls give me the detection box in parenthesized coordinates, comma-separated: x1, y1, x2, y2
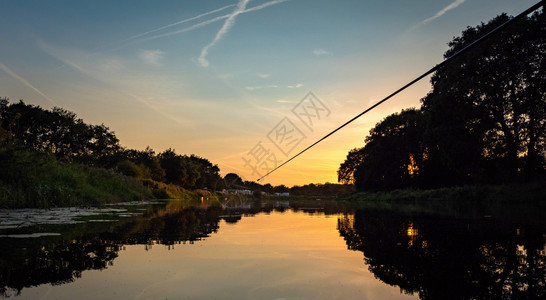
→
(339, 10, 546, 191)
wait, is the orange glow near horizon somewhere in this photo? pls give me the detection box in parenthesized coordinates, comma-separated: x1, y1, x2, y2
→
(1, 0, 535, 188)
(407, 154, 420, 177)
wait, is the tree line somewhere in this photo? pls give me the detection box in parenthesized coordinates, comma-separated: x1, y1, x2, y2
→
(0, 99, 352, 197)
(0, 98, 223, 191)
(338, 12, 546, 191)
(215, 172, 353, 196)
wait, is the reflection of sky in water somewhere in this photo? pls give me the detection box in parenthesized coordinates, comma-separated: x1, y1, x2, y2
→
(16, 210, 416, 299)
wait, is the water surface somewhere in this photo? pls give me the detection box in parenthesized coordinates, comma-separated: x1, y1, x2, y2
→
(1, 199, 544, 299)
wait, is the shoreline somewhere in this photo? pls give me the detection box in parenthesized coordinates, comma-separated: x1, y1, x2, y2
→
(338, 182, 546, 219)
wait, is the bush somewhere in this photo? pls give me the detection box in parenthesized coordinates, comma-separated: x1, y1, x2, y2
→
(0, 143, 152, 208)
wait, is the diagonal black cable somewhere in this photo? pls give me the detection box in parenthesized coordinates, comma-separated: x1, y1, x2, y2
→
(257, 0, 545, 182)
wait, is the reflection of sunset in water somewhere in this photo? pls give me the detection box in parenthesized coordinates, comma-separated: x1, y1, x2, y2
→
(14, 210, 416, 300)
(2, 203, 544, 299)
(406, 222, 418, 247)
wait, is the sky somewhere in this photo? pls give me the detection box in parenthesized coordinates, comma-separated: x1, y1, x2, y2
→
(0, 0, 539, 186)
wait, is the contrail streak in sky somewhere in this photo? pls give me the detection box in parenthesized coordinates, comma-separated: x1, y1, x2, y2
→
(123, 4, 236, 42)
(422, 0, 467, 24)
(140, 0, 290, 42)
(198, 0, 250, 67)
(0, 62, 59, 106)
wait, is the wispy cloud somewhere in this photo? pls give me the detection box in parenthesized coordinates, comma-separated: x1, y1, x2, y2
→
(0, 62, 58, 106)
(245, 84, 279, 91)
(97, 58, 124, 72)
(218, 72, 237, 80)
(245, 82, 302, 91)
(422, 0, 467, 24)
(40, 41, 122, 77)
(124, 93, 189, 126)
(38, 42, 191, 125)
(139, 50, 165, 66)
(313, 48, 329, 56)
(198, 0, 250, 67)
(287, 83, 303, 88)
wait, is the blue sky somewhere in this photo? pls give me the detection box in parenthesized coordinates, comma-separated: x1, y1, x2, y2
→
(0, 0, 539, 185)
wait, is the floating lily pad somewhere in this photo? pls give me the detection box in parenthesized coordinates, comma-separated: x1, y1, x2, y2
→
(0, 232, 61, 238)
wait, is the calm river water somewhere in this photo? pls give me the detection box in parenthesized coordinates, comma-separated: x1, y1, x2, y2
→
(1, 198, 544, 299)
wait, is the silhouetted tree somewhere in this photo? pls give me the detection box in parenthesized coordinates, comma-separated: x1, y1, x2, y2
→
(86, 124, 121, 167)
(121, 146, 165, 181)
(422, 12, 546, 183)
(351, 109, 425, 191)
(290, 182, 354, 196)
(339, 11, 546, 190)
(338, 147, 365, 184)
(189, 155, 221, 189)
(224, 173, 244, 189)
(0, 99, 121, 166)
(158, 149, 201, 189)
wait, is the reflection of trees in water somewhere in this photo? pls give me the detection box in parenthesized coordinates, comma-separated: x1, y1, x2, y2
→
(111, 206, 223, 247)
(338, 211, 546, 299)
(0, 201, 350, 297)
(0, 206, 223, 297)
(0, 237, 121, 297)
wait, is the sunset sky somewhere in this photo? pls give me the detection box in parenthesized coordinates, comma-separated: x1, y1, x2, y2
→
(0, 0, 538, 186)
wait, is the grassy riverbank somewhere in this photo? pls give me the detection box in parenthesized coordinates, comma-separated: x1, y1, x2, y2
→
(0, 142, 270, 209)
(0, 144, 142, 208)
(340, 182, 546, 219)
(0, 144, 203, 208)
